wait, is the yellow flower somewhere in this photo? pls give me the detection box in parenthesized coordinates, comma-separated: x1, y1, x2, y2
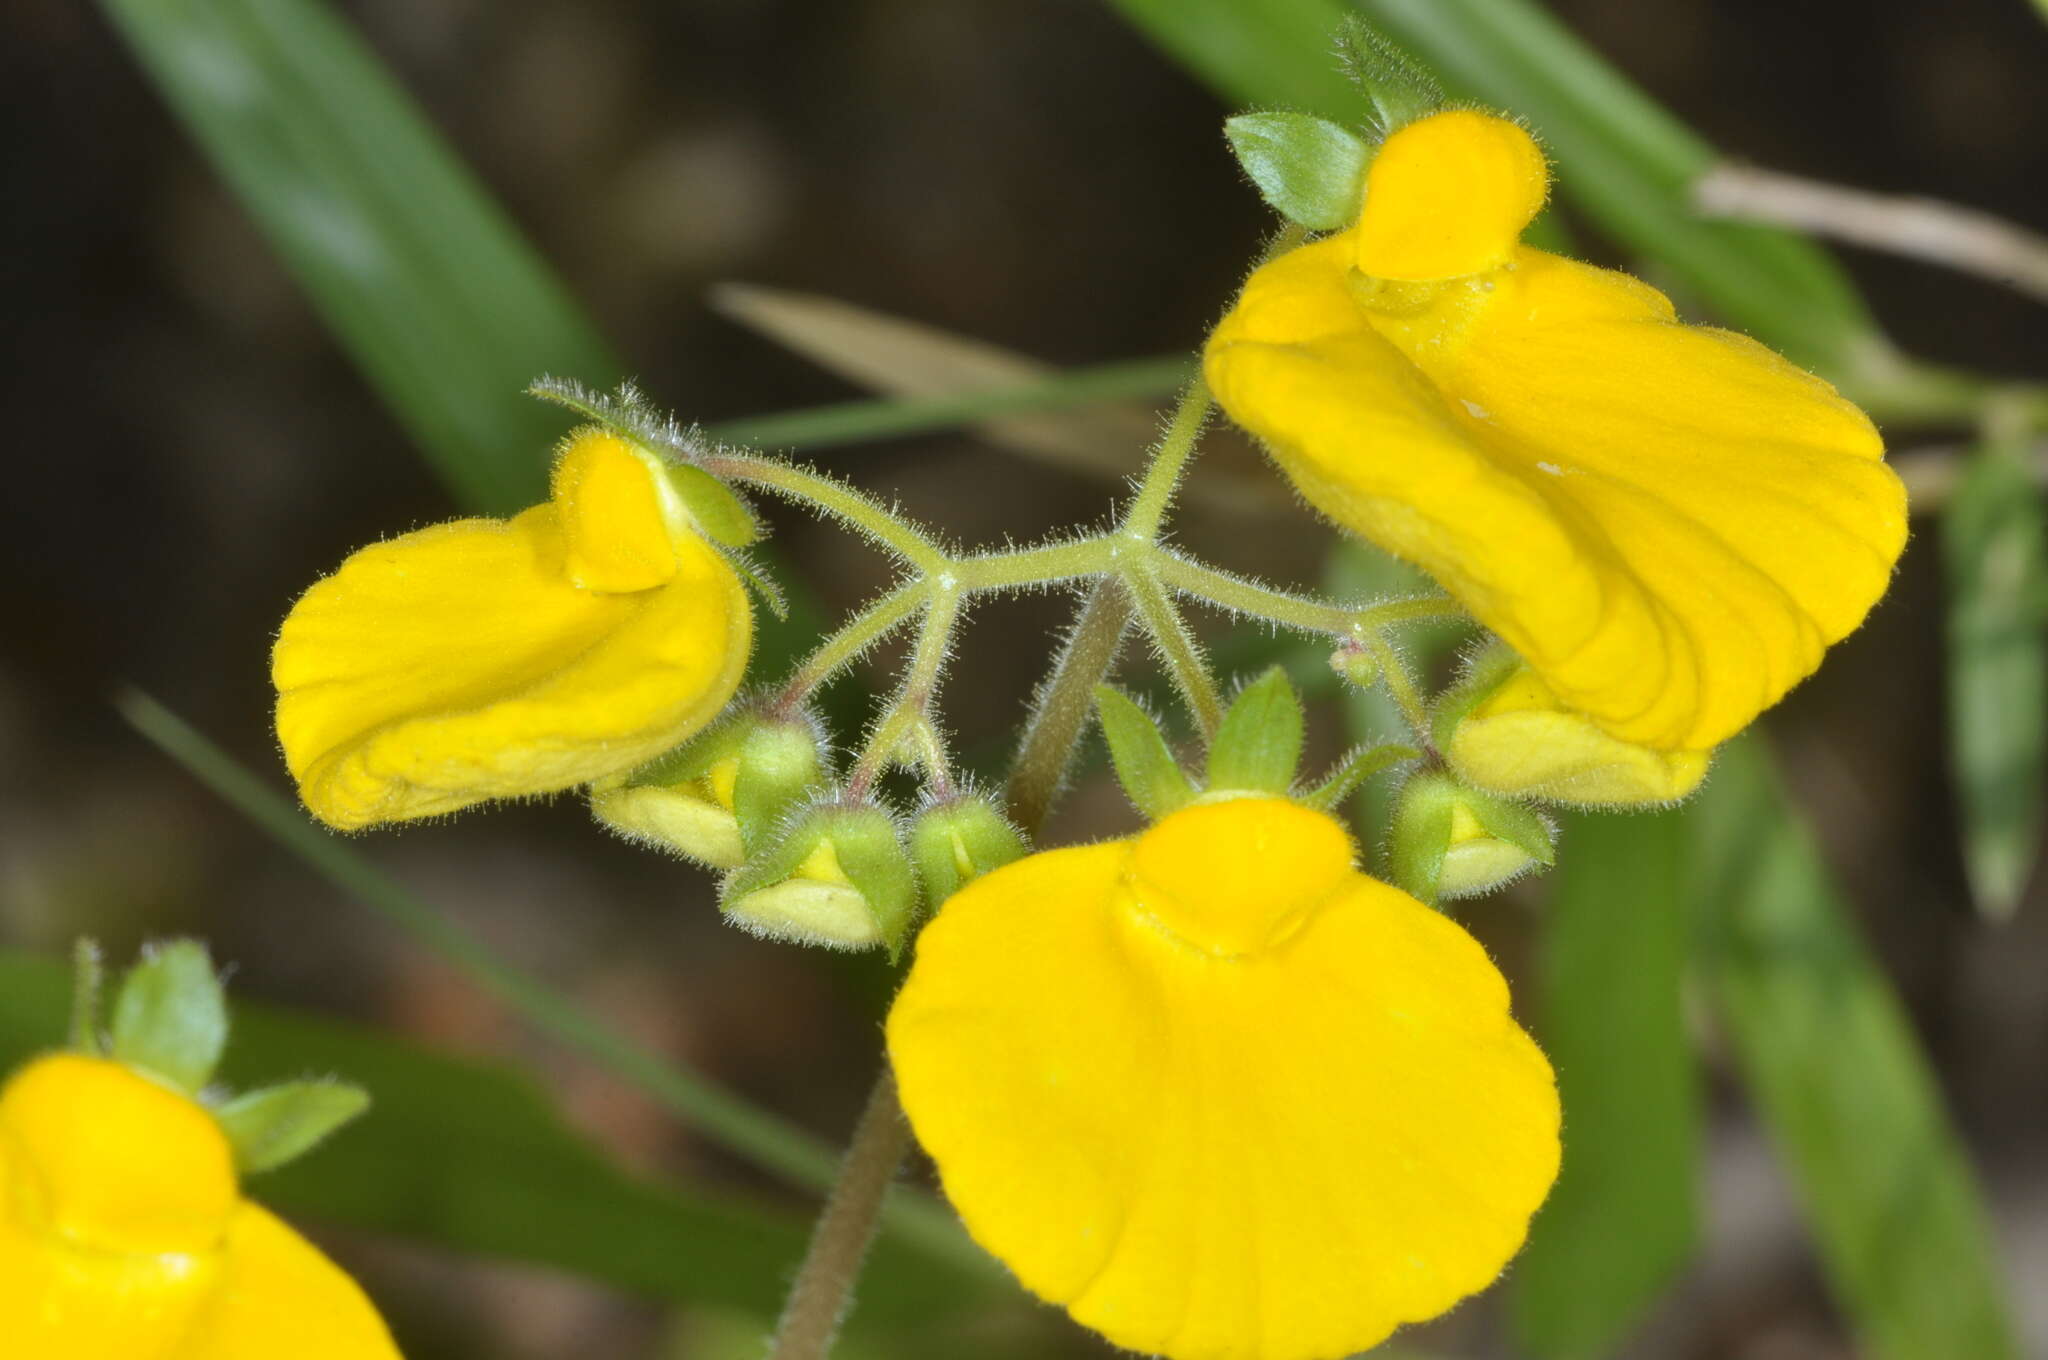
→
(887, 797, 1559, 1360)
(1205, 109, 1907, 752)
(0, 1053, 400, 1359)
(274, 429, 752, 830)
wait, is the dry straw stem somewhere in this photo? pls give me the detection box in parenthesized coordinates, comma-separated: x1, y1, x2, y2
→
(1694, 163, 2048, 304)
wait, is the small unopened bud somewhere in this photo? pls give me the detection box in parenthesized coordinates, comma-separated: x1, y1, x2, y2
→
(1329, 642, 1381, 692)
(1436, 648, 1710, 807)
(591, 709, 828, 870)
(910, 795, 1027, 905)
(722, 801, 918, 954)
(1389, 771, 1555, 904)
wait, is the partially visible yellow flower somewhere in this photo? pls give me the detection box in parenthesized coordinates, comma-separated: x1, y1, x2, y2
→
(1206, 109, 1907, 752)
(274, 429, 752, 830)
(888, 797, 1558, 1360)
(0, 1053, 400, 1359)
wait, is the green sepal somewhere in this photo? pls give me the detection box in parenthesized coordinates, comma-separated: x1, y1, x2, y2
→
(109, 939, 228, 1095)
(68, 938, 106, 1055)
(214, 1080, 371, 1175)
(1206, 666, 1306, 795)
(1329, 641, 1382, 693)
(1429, 642, 1521, 751)
(909, 794, 1028, 905)
(1336, 17, 1447, 141)
(667, 462, 761, 548)
(592, 708, 829, 869)
(1095, 686, 1196, 819)
(719, 547, 790, 622)
(1390, 772, 1556, 906)
(1301, 742, 1421, 811)
(1224, 113, 1373, 231)
(723, 802, 919, 956)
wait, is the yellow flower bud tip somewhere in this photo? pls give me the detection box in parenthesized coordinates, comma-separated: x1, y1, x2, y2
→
(0, 1053, 401, 1358)
(1354, 109, 1549, 282)
(889, 796, 1559, 1360)
(722, 801, 919, 953)
(274, 427, 753, 832)
(1447, 661, 1712, 807)
(1206, 105, 1905, 754)
(589, 778, 746, 869)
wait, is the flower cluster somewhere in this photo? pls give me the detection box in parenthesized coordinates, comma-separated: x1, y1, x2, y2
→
(230, 83, 1907, 1360)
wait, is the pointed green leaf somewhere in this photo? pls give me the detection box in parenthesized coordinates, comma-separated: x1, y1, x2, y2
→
(110, 940, 228, 1094)
(1207, 666, 1306, 794)
(1095, 685, 1197, 818)
(1691, 740, 2020, 1360)
(94, 0, 620, 514)
(1942, 445, 2047, 918)
(1224, 113, 1371, 230)
(216, 1080, 372, 1175)
(667, 464, 761, 548)
(1335, 16, 1446, 137)
(1514, 810, 1700, 1358)
(68, 939, 105, 1056)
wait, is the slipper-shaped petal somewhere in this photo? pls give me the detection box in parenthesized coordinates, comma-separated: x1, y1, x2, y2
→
(1206, 111, 1906, 751)
(0, 1054, 400, 1360)
(888, 798, 1558, 1360)
(274, 432, 752, 831)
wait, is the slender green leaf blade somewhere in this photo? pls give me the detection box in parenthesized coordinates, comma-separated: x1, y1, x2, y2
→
(96, 0, 620, 512)
(0, 952, 973, 1326)
(1513, 810, 1700, 1358)
(1691, 740, 2019, 1360)
(1942, 446, 2048, 918)
(1102, 0, 1363, 124)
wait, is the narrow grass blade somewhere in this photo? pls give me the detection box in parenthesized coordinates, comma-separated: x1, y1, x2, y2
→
(1942, 444, 2048, 918)
(113, 691, 983, 1271)
(96, 0, 620, 512)
(0, 951, 975, 1326)
(1512, 810, 1700, 1358)
(1101, 0, 1364, 124)
(1691, 739, 2019, 1359)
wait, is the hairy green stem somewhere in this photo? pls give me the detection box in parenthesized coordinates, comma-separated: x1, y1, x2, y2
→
(766, 1070, 915, 1360)
(776, 582, 927, 713)
(1006, 579, 1135, 837)
(847, 586, 961, 797)
(1121, 379, 1214, 543)
(705, 451, 947, 570)
(1122, 566, 1224, 737)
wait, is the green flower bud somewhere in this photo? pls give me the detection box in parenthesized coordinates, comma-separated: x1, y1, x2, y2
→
(722, 801, 919, 955)
(592, 708, 829, 869)
(1328, 641, 1381, 692)
(910, 795, 1028, 905)
(1389, 771, 1556, 905)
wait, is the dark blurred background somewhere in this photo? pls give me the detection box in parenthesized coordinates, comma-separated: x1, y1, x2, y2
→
(3, 1, 2046, 1356)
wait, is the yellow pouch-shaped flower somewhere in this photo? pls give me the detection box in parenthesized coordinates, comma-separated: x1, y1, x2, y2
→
(888, 797, 1559, 1360)
(0, 1053, 400, 1360)
(1206, 110, 1907, 752)
(274, 430, 752, 830)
